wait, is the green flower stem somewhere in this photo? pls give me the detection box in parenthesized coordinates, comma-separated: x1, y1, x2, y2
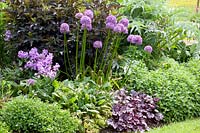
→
(80, 29, 87, 76)
(75, 27, 80, 76)
(99, 30, 111, 71)
(64, 33, 72, 75)
(122, 43, 135, 85)
(93, 49, 98, 72)
(105, 36, 121, 79)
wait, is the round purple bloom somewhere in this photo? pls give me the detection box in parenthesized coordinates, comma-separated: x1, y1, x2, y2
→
(122, 26, 128, 34)
(27, 78, 35, 85)
(18, 50, 29, 59)
(119, 18, 129, 27)
(127, 35, 142, 45)
(93, 41, 103, 49)
(106, 22, 116, 30)
(60, 23, 70, 33)
(4, 30, 12, 41)
(113, 23, 124, 33)
(144, 45, 153, 53)
(84, 9, 94, 19)
(81, 23, 92, 31)
(106, 15, 117, 25)
(75, 12, 83, 19)
(80, 15, 92, 25)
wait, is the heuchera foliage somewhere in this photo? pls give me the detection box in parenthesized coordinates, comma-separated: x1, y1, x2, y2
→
(107, 89, 163, 132)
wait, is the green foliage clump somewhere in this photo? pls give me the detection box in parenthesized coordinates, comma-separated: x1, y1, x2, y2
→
(119, 0, 199, 63)
(0, 96, 80, 133)
(52, 77, 112, 132)
(115, 57, 200, 123)
(0, 121, 10, 133)
(184, 59, 200, 82)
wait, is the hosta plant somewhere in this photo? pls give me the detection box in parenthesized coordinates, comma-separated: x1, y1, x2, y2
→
(107, 89, 163, 132)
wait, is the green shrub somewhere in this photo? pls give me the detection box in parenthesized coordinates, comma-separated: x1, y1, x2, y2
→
(52, 77, 112, 132)
(184, 59, 200, 82)
(0, 121, 10, 133)
(115, 57, 200, 123)
(0, 96, 80, 133)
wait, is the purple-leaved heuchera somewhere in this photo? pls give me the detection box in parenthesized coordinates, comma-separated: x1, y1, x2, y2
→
(107, 89, 163, 132)
(18, 48, 60, 79)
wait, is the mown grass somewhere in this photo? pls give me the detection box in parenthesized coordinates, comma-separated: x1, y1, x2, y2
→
(148, 119, 200, 133)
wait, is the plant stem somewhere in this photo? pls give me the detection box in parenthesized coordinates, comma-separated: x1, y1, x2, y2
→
(93, 49, 98, 72)
(105, 36, 121, 79)
(99, 30, 111, 71)
(80, 29, 87, 76)
(64, 33, 72, 75)
(75, 28, 79, 76)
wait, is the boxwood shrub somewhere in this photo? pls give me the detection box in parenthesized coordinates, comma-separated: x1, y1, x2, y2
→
(116, 57, 200, 123)
(0, 121, 10, 133)
(0, 96, 81, 133)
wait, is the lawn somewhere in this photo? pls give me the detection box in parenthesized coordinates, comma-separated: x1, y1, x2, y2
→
(148, 119, 200, 133)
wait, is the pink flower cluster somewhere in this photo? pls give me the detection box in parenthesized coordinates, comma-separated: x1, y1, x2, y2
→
(18, 48, 60, 79)
(75, 9, 93, 31)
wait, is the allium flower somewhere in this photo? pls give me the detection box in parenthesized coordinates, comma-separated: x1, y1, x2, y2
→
(4, 30, 12, 41)
(113, 23, 124, 33)
(106, 15, 117, 25)
(80, 15, 92, 25)
(84, 9, 94, 19)
(144, 45, 153, 53)
(27, 78, 35, 85)
(93, 41, 103, 49)
(18, 50, 29, 59)
(60, 23, 70, 33)
(106, 22, 115, 30)
(81, 23, 92, 31)
(75, 12, 83, 19)
(119, 18, 129, 27)
(127, 35, 142, 45)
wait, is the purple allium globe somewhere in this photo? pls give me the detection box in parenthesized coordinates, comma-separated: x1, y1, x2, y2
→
(127, 35, 142, 45)
(18, 50, 29, 59)
(113, 23, 124, 33)
(80, 15, 92, 25)
(106, 22, 115, 30)
(27, 78, 35, 85)
(81, 23, 92, 31)
(75, 12, 83, 19)
(84, 9, 94, 19)
(4, 30, 12, 41)
(60, 23, 70, 34)
(144, 45, 153, 53)
(106, 15, 117, 25)
(93, 41, 103, 49)
(119, 18, 129, 27)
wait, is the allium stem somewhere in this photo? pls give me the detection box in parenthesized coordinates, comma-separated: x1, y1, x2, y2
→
(75, 26, 80, 76)
(80, 29, 87, 76)
(93, 49, 98, 72)
(106, 36, 121, 79)
(64, 33, 72, 75)
(99, 30, 111, 71)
